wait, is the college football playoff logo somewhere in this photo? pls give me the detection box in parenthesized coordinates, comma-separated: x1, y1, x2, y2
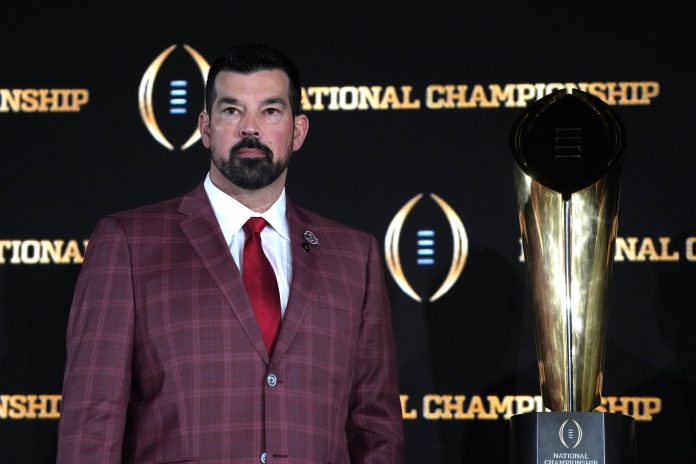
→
(385, 193, 467, 302)
(138, 44, 209, 150)
(559, 419, 583, 449)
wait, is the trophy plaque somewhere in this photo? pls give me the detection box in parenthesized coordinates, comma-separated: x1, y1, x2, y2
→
(509, 88, 636, 464)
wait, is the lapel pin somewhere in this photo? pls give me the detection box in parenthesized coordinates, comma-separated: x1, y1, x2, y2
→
(303, 230, 319, 252)
(303, 230, 319, 246)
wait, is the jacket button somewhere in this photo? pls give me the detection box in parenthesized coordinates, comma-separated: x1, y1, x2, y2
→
(260, 451, 267, 463)
(266, 373, 278, 387)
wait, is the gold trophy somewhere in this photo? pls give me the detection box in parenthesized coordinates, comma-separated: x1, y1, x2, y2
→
(509, 88, 635, 463)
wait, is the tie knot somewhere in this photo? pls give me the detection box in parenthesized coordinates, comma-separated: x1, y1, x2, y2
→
(243, 217, 268, 235)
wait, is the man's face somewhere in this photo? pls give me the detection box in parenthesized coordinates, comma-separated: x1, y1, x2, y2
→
(199, 69, 308, 191)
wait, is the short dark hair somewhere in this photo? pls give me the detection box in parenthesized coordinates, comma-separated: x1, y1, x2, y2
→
(205, 43, 302, 116)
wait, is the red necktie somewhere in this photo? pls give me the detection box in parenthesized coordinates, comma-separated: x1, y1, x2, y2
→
(242, 217, 281, 354)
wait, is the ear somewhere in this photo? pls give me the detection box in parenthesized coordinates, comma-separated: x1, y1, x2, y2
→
(292, 114, 309, 152)
(198, 111, 211, 148)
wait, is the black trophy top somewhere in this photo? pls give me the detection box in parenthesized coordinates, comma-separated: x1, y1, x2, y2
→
(510, 88, 625, 198)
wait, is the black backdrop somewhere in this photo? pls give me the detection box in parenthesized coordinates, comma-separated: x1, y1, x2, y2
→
(1, 5, 694, 463)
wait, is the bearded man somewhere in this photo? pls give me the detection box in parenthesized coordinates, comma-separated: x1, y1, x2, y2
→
(57, 43, 404, 464)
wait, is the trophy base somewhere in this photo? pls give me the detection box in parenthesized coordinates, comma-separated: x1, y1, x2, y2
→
(509, 411, 635, 464)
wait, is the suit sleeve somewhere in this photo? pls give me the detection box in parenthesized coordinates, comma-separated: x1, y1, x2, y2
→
(346, 235, 404, 463)
(56, 217, 134, 463)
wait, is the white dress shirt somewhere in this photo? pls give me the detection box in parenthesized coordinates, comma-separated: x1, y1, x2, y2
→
(203, 174, 292, 316)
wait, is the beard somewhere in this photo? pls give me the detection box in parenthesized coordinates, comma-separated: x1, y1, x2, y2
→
(212, 137, 293, 190)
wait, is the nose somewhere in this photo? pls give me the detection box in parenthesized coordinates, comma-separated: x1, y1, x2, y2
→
(239, 113, 260, 138)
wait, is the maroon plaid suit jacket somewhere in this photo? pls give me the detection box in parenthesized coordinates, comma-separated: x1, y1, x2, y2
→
(57, 184, 404, 464)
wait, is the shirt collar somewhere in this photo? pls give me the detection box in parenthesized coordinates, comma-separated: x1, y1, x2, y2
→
(203, 173, 290, 242)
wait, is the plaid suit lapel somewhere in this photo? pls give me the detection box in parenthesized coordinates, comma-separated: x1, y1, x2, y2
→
(270, 200, 318, 362)
(177, 185, 270, 364)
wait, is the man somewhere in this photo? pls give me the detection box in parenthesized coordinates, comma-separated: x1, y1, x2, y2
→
(57, 44, 404, 463)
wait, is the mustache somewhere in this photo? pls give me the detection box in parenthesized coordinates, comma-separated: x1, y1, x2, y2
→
(229, 137, 273, 159)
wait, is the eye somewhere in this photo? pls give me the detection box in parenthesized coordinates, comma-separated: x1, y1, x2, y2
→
(222, 107, 239, 115)
(264, 107, 281, 115)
